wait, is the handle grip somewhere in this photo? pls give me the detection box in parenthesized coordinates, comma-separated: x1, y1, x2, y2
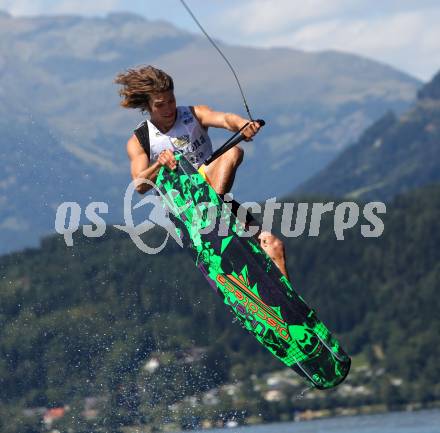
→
(205, 119, 265, 165)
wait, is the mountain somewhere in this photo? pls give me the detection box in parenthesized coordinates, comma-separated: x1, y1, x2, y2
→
(0, 113, 128, 254)
(0, 183, 439, 431)
(0, 11, 420, 253)
(296, 70, 440, 202)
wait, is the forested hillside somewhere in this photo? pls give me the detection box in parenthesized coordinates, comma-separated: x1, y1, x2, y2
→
(0, 183, 439, 431)
(297, 70, 440, 201)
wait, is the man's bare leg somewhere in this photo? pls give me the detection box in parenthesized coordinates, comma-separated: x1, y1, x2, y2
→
(257, 231, 290, 280)
(201, 146, 244, 195)
(201, 146, 290, 279)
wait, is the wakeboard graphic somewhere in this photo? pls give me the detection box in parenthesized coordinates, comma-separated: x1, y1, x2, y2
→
(156, 154, 350, 389)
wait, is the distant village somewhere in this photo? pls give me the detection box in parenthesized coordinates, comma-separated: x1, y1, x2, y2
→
(21, 352, 423, 433)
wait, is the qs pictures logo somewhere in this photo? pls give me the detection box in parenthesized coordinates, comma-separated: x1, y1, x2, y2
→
(54, 179, 190, 254)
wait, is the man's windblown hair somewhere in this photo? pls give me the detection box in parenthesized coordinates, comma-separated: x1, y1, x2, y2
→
(115, 65, 174, 112)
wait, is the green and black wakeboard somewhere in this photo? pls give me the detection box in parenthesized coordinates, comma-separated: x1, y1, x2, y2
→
(155, 153, 350, 390)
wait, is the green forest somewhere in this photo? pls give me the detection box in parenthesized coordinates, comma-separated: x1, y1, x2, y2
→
(0, 183, 439, 432)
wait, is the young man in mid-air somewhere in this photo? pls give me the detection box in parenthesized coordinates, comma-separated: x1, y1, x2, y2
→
(115, 65, 289, 278)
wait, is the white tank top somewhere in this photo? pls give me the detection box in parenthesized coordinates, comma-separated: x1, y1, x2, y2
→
(143, 106, 213, 168)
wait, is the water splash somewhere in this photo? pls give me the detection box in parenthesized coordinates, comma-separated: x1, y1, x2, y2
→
(295, 385, 313, 400)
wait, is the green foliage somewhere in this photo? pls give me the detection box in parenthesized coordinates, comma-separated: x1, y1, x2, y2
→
(0, 183, 439, 429)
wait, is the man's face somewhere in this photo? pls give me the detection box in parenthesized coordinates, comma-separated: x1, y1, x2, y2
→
(149, 90, 177, 126)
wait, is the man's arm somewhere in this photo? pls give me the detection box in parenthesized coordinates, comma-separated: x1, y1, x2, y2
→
(127, 135, 176, 194)
(193, 105, 260, 140)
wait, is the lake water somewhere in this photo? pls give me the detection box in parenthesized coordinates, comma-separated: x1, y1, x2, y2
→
(182, 409, 440, 433)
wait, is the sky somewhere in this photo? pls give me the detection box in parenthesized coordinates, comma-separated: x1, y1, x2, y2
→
(1, 0, 439, 81)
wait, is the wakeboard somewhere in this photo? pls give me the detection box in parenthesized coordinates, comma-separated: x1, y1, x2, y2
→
(155, 154, 350, 389)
